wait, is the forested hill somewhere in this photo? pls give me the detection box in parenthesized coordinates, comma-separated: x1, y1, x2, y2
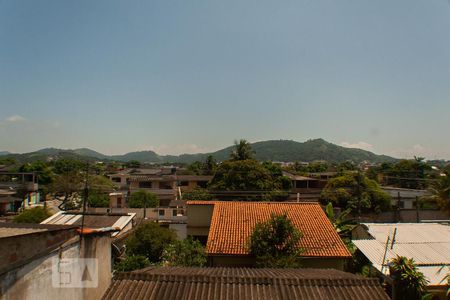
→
(1, 139, 397, 164)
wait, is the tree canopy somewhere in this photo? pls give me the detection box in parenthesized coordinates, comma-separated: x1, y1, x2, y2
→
(321, 171, 391, 213)
(13, 207, 52, 223)
(128, 190, 159, 208)
(162, 238, 207, 267)
(249, 213, 303, 268)
(125, 222, 177, 263)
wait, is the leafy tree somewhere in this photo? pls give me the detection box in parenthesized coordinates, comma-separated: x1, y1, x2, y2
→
(230, 139, 255, 161)
(307, 161, 329, 173)
(125, 222, 177, 263)
(125, 160, 141, 169)
(249, 213, 303, 268)
(53, 158, 84, 175)
(114, 255, 150, 272)
(337, 161, 356, 173)
(321, 171, 391, 213)
(182, 188, 212, 200)
(13, 207, 51, 223)
(389, 256, 428, 300)
(162, 238, 207, 267)
(203, 155, 217, 175)
(209, 159, 275, 191)
(19, 161, 54, 186)
(88, 192, 109, 208)
(128, 190, 159, 208)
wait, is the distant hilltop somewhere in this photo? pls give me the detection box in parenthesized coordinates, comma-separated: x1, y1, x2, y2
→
(0, 139, 398, 164)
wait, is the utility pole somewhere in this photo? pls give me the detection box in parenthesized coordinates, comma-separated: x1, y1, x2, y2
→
(80, 162, 89, 239)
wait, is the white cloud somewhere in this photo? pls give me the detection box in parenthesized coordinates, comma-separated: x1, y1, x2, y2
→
(340, 141, 374, 152)
(388, 144, 448, 160)
(5, 115, 27, 123)
(148, 144, 214, 155)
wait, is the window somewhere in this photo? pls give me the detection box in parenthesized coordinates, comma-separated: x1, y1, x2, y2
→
(159, 210, 165, 217)
(179, 181, 189, 187)
(117, 197, 122, 208)
(139, 181, 152, 188)
(160, 181, 173, 189)
(112, 177, 121, 183)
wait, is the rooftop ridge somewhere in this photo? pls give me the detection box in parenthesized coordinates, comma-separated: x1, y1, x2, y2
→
(114, 272, 382, 287)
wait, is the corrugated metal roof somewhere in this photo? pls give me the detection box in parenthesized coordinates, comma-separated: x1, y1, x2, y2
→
(41, 212, 135, 237)
(353, 223, 450, 286)
(102, 267, 389, 300)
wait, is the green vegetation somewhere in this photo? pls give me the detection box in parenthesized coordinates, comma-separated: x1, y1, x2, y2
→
(88, 193, 110, 208)
(125, 222, 177, 263)
(128, 190, 159, 208)
(321, 171, 391, 213)
(13, 207, 51, 223)
(187, 155, 216, 175)
(114, 255, 150, 272)
(162, 238, 207, 267)
(210, 159, 275, 191)
(249, 213, 303, 268)
(426, 172, 450, 212)
(325, 203, 357, 253)
(230, 139, 255, 161)
(182, 188, 212, 200)
(389, 256, 428, 300)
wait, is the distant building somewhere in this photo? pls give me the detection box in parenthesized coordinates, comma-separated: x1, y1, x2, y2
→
(108, 168, 212, 206)
(353, 222, 450, 298)
(187, 201, 352, 269)
(381, 186, 430, 209)
(102, 266, 389, 300)
(0, 172, 40, 214)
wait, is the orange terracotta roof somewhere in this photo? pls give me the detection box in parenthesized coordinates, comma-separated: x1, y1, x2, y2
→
(205, 202, 352, 258)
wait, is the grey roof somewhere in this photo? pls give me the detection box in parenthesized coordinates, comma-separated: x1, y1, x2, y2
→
(102, 267, 389, 300)
(353, 223, 450, 286)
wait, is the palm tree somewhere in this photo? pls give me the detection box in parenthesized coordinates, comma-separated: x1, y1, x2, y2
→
(426, 175, 450, 212)
(389, 256, 428, 300)
(230, 139, 255, 161)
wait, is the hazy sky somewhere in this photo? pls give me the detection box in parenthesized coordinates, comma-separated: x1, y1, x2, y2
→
(1, 0, 449, 159)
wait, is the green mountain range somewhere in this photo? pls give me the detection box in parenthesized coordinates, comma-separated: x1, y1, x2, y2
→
(0, 139, 398, 164)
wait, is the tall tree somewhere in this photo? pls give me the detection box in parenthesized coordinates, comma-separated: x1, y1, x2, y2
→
(230, 139, 255, 161)
(249, 213, 303, 268)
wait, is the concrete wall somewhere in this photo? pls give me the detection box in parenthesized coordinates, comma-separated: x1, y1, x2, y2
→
(80, 235, 112, 300)
(0, 229, 77, 274)
(0, 234, 112, 300)
(0, 243, 82, 300)
(358, 209, 449, 223)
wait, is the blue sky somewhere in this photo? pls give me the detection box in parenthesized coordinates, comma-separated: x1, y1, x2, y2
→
(1, 0, 449, 159)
